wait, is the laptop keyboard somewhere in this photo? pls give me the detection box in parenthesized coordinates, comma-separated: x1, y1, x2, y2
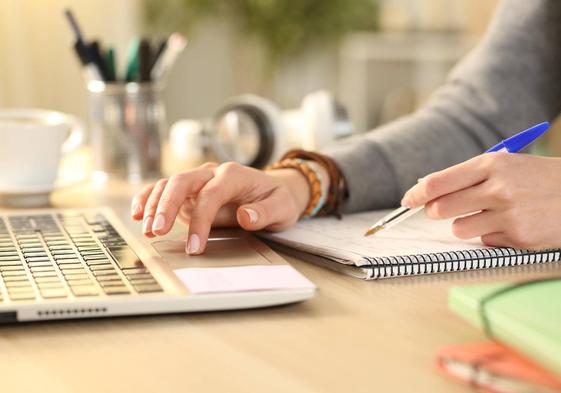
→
(0, 211, 163, 302)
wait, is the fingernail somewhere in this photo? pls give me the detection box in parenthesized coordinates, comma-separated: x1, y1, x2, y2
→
(401, 195, 411, 208)
(153, 214, 166, 232)
(143, 216, 153, 234)
(187, 234, 200, 255)
(132, 203, 142, 216)
(244, 208, 258, 224)
(417, 177, 425, 183)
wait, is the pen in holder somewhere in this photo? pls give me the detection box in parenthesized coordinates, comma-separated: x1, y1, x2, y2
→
(87, 81, 166, 182)
(64, 9, 186, 182)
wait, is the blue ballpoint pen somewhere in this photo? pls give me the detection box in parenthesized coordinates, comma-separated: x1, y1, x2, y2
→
(363, 122, 551, 237)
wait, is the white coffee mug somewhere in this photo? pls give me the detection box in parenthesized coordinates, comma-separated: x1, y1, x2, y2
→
(0, 109, 84, 193)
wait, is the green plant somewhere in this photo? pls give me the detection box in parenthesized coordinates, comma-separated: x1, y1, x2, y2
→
(143, 0, 378, 68)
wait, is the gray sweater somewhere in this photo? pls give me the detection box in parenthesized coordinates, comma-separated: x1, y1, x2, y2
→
(325, 0, 561, 213)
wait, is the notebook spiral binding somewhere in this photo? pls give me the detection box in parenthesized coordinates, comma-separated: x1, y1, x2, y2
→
(361, 248, 561, 279)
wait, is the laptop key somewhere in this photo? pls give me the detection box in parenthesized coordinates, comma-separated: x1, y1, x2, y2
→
(65, 278, 90, 285)
(37, 282, 65, 289)
(67, 279, 94, 286)
(27, 261, 54, 268)
(71, 238, 94, 243)
(9, 292, 36, 301)
(54, 255, 79, 260)
(0, 265, 25, 272)
(43, 235, 66, 240)
(80, 250, 105, 256)
(63, 271, 89, 277)
(86, 259, 111, 266)
(32, 271, 58, 278)
(89, 264, 115, 271)
(129, 278, 158, 286)
(0, 251, 19, 256)
(3, 275, 29, 282)
(102, 286, 130, 295)
(56, 259, 81, 265)
(18, 241, 42, 247)
(99, 280, 125, 288)
(16, 233, 39, 238)
(0, 261, 23, 267)
(92, 270, 119, 278)
(48, 246, 73, 251)
(17, 238, 40, 243)
(26, 257, 50, 263)
(90, 224, 107, 233)
(30, 266, 56, 273)
(78, 246, 103, 252)
(83, 212, 107, 225)
(20, 249, 46, 255)
(40, 288, 68, 299)
(107, 247, 144, 270)
(122, 267, 148, 275)
(51, 250, 76, 256)
(134, 284, 163, 293)
(5, 280, 32, 288)
(73, 240, 97, 245)
(95, 274, 122, 282)
(71, 286, 99, 297)
(59, 264, 85, 270)
(61, 271, 88, 278)
(3, 271, 29, 277)
(67, 231, 88, 236)
(35, 276, 62, 283)
(45, 241, 69, 246)
(8, 286, 35, 294)
(83, 255, 110, 261)
(0, 256, 22, 261)
(23, 252, 48, 258)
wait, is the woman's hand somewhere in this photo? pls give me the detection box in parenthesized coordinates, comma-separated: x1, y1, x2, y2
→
(130, 162, 316, 255)
(401, 152, 561, 250)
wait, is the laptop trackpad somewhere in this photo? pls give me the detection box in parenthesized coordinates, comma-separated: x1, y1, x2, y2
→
(152, 238, 272, 269)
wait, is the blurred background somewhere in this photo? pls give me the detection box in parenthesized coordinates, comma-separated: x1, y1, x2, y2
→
(0, 0, 495, 124)
(5, 0, 557, 162)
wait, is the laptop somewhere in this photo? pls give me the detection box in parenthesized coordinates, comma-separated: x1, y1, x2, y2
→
(0, 208, 316, 323)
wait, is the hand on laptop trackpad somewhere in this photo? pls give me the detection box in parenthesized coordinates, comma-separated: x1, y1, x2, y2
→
(151, 237, 272, 269)
(153, 236, 315, 295)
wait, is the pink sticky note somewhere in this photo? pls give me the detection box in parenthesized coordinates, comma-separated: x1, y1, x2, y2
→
(174, 265, 315, 294)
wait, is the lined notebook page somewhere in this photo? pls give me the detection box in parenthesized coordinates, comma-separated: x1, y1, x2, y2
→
(260, 210, 485, 266)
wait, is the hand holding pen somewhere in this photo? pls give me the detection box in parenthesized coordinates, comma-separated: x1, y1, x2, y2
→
(364, 122, 561, 249)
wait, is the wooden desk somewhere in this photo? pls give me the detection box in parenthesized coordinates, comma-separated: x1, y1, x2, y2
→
(2, 180, 560, 393)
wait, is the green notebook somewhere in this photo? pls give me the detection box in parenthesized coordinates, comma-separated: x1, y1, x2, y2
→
(449, 280, 561, 376)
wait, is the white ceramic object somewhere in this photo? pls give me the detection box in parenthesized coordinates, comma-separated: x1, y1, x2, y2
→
(0, 109, 84, 207)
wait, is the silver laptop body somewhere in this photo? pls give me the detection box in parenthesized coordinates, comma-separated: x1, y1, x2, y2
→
(0, 208, 315, 323)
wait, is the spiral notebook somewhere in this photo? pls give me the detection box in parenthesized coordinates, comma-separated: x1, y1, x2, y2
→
(259, 210, 561, 279)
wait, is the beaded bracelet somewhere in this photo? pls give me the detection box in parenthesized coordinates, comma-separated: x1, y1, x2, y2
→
(267, 158, 327, 219)
(280, 149, 347, 219)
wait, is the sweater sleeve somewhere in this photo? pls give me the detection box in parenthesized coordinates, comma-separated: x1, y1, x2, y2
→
(323, 0, 561, 213)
